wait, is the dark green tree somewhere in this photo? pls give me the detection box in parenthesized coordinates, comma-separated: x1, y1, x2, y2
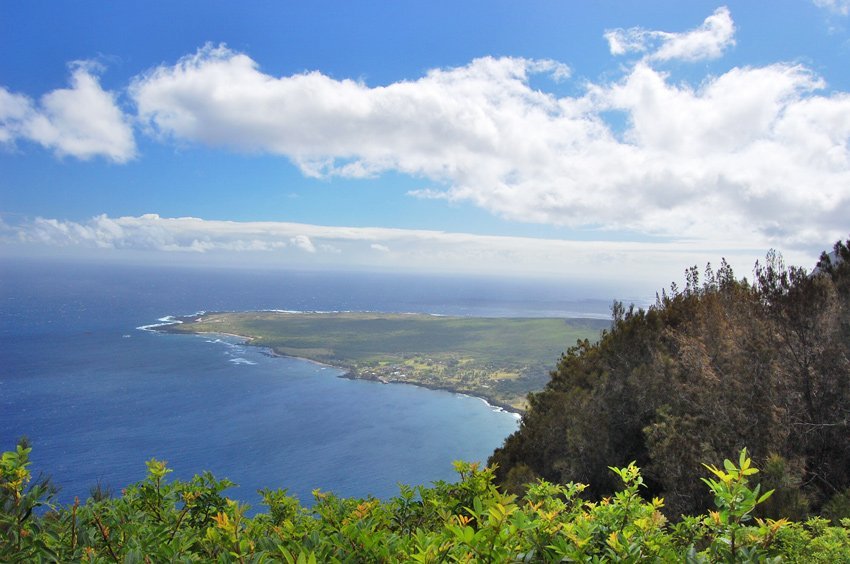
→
(491, 239, 850, 518)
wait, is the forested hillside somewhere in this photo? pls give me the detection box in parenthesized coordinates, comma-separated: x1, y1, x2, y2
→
(491, 239, 850, 520)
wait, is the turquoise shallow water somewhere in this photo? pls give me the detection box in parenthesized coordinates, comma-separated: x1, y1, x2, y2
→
(0, 259, 610, 507)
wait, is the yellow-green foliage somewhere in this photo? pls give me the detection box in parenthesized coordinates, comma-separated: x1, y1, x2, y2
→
(2, 443, 848, 562)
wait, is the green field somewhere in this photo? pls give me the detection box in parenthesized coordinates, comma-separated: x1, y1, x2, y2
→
(168, 312, 607, 411)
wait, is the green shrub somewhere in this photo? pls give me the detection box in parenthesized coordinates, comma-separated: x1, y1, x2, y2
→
(2, 445, 849, 561)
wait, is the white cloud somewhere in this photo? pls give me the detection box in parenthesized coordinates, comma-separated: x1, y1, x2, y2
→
(319, 243, 341, 254)
(131, 45, 568, 174)
(0, 62, 135, 162)
(290, 234, 316, 253)
(604, 7, 735, 62)
(127, 32, 850, 255)
(18, 214, 289, 253)
(4, 8, 839, 259)
(813, 0, 850, 15)
(0, 89, 32, 143)
(3, 214, 819, 293)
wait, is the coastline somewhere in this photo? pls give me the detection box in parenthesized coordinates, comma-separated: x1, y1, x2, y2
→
(152, 313, 526, 415)
(334, 369, 524, 416)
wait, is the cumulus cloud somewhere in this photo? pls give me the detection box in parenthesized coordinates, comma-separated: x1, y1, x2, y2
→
(7, 7, 842, 256)
(604, 7, 735, 62)
(127, 22, 850, 254)
(4, 214, 815, 290)
(130, 44, 569, 175)
(0, 62, 135, 162)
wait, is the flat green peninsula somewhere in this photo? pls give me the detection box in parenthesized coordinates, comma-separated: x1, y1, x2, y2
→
(167, 312, 607, 412)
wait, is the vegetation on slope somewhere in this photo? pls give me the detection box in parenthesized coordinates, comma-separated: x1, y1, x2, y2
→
(491, 239, 850, 521)
(3, 440, 849, 561)
(168, 312, 606, 411)
(6, 244, 850, 560)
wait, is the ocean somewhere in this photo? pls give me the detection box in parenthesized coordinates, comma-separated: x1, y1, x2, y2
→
(0, 258, 614, 509)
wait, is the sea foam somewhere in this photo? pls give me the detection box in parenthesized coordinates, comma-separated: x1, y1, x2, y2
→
(136, 315, 182, 331)
(229, 357, 257, 366)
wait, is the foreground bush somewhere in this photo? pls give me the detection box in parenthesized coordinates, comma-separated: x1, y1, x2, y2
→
(2, 443, 848, 562)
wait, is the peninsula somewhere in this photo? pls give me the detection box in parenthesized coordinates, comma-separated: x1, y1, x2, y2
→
(163, 311, 607, 412)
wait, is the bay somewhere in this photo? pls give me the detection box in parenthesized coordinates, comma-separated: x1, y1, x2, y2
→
(0, 258, 611, 508)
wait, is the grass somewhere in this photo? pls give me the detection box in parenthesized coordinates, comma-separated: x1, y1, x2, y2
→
(168, 311, 607, 411)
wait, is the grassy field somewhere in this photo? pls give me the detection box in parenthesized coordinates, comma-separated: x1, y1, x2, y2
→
(168, 312, 607, 411)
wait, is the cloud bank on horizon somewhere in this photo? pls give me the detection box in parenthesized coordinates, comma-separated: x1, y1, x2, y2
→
(2, 4, 849, 282)
(6, 213, 775, 288)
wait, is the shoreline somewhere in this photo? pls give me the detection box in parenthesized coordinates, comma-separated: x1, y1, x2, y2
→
(151, 315, 526, 415)
(334, 369, 524, 416)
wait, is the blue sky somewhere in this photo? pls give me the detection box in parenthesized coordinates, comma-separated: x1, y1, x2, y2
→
(2, 1, 850, 294)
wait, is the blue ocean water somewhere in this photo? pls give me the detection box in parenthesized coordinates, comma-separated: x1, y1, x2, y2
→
(0, 258, 612, 509)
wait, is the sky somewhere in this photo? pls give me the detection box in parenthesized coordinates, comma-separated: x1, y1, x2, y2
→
(2, 1, 850, 296)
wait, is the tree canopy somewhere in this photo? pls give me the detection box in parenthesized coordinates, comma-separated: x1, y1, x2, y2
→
(491, 239, 850, 521)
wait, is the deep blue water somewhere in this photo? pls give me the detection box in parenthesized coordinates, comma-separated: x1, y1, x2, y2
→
(0, 258, 613, 509)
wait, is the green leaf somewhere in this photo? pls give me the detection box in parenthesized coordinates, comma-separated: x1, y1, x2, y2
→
(757, 489, 775, 504)
(738, 448, 749, 469)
